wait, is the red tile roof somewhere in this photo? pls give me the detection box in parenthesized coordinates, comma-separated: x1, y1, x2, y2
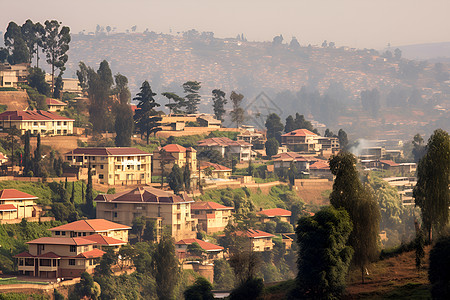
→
(191, 201, 233, 211)
(379, 160, 400, 167)
(281, 129, 317, 137)
(49, 219, 131, 232)
(0, 204, 17, 211)
(198, 137, 252, 147)
(75, 248, 105, 258)
(272, 152, 308, 162)
(309, 160, 330, 170)
(238, 229, 275, 239)
(0, 110, 73, 121)
(257, 208, 292, 217)
(0, 189, 38, 200)
(14, 251, 34, 258)
(66, 147, 151, 156)
(163, 144, 187, 153)
(46, 98, 67, 106)
(199, 161, 231, 171)
(83, 234, 127, 246)
(95, 187, 193, 204)
(176, 238, 224, 252)
(27, 237, 96, 246)
(39, 252, 61, 258)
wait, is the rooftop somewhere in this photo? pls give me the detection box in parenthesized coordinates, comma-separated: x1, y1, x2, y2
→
(66, 147, 151, 156)
(46, 98, 67, 106)
(162, 144, 187, 153)
(49, 219, 131, 232)
(257, 208, 292, 217)
(95, 187, 193, 204)
(199, 161, 232, 171)
(83, 234, 127, 246)
(0, 189, 38, 200)
(198, 137, 252, 147)
(281, 129, 318, 137)
(26, 237, 96, 246)
(176, 238, 224, 252)
(191, 201, 233, 211)
(0, 110, 73, 121)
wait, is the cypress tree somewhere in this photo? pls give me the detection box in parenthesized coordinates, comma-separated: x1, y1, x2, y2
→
(85, 164, 94, 217)
(23, 130, 32, 176)
(33, 133, 42, 177)
(70, 181, 75, 204)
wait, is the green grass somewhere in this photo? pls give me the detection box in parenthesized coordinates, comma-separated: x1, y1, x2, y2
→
(0, 278, 49, 285)
(358, 282, 431, 299)
(0, 293, 49, 300)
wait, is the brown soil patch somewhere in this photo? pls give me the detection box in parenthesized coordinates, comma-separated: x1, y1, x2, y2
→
(295, 182, 332, 206)
(0, 90, 30, 110)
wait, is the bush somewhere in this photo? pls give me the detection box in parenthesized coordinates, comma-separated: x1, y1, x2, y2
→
(429, 235, 450, 299)
(229, 277, 264, 300)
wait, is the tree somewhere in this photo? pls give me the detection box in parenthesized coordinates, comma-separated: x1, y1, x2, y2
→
(265, 113, 284, 143)
(412, 133, 426, 162)
(184, 276, 214, 300)
(42, 20, 70, 92)
(293, 113, 317, 133)
(69, 272, 101, 300)
(361, 88, 381, 118)
(27, 67, 50, 96)
(84, 164, 95, 217)
(265, 138, 279, 158)
(284, 115, 295, 133)
(4, 21, 29, 64)
(415, 228, 425, 271)
(134, 81, 161, 144)
(70, 181, 75, 204)
(324, 128, 334, 137)
(132, 216, 146, 242)
(0, 48, 9, 63)
(21, 20, 40, 64)
(394, 48, 402, 60)
(183, 81, 201, 114)
(338, 129, 348, 150)
(168, 164, 183, 195)
(414, 129, 450, 241)
(23, 131, 32, 176)
(53, 73, 63, 99)
(229, 278, 264, 300)
(153, 235, 180, 300)
(143, 219, 157, 242)
(183, 164, 191, 192)
(162, 92, 186, 114)
(114, 74, 133, 147)
(230, 91, 245, 128)
(429, 235, 450, 299)
(288, 161, 297, 186)
(212, 89, 227, 121)
(329, 152, 380, 283)
(213, 259, 235, 290)
(33, 133, 42, 177)
(294, 206, 353, 299)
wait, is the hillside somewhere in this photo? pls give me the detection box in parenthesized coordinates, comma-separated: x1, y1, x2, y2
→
(0, 90, 29, 111)
(63, 32, 449, 140)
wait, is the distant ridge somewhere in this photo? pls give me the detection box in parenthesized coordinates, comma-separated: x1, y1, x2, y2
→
(398, 42, 450, 61)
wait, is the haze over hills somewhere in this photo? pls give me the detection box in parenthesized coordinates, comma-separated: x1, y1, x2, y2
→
(398, 42, 450, 62)
(61, 31, 449, 141)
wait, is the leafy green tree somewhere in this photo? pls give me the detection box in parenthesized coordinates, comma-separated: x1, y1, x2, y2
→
(70, 181, 75, 204)
(293, 113, 317, 134)
(412, 133, 426, 162)
(265, 138, 279, 158)
(265, 113, 284, 143)
(184, 276, 214, 300)
(415, 229, 425, 271)
(0, 47, 9, 63)
(183, 164, 191, 192)
(69, 272, 101, 300)
(94, 248, 117, 277)
(84, 164, 95, 217)
(230, 91, 245, 128)
(213, 259, 235, 289)
(42, 20, 71, 92)
(162, 92, 186, 114)
(429, 235, 450, 299)
(324, 128, 334, 137)
(294, 206, 353, 299)
(33, 133, 42, 177)
(134, 81, 161, 144)
(288, 161, 297, 186)
(132, 216, 146, 242)
(23, 131, 32, 176)
(114, 74, 133, 147)
(329, 152, 380, 283)
(53, 73, 63, 99)
(284, 115, 295, 133)
(153, 235, 180, 300)
(27, 67, 50, 96)
(4, 21, 30, 64)
(143, 219, 157, 242)
(183, 81, 201, 114)
(212, 89, 227, 121)
(229, 277, 264, 300)
(168, 164, 183, 195)
(338, 129, 348, 150)
(20, 20, 39, 64)
(414, 129, 450, 240)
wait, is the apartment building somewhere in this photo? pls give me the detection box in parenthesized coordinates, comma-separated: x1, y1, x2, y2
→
(46, 98, 67, 112)
(0, 63, 28, 87)
(281, 129, 322, 152)
(152, 144, 197, 176)
(0, 189, 38, 223)
(235, 229, 275, 252)
(95, 187, 197, 240)
(175, 238, 224, 261)
(15, 237, 105, 278)
(199, 161, 232, 179)
(197, 137, 253, 161)
(49, 219, 131, 242)
(257, 208, 292, 223)
(65, 147, 152, 185)
(191, 201, 233, 233)
(0, 110, 74, 135)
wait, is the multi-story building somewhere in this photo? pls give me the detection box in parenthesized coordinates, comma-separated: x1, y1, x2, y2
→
(175, 238, 224, 261)
(237, 125, 267, 149)
(95, 187, 197, 240)
(199, 161, 232, 179)
(0, 110, 74, 135)
(46, 98, 67, 112)
(0, 189, 38, 223)
(191, 201, 233, 233)
(48, 219, 131, 242)
(0, 63, 28, 87)
(257, 208, 292, 224)
(14, 237, 105, 278)
(281, 129, 322, 152)
(152, 144, 197, 176)
(235, 229, 275, 252)
(197, 137, 253, 161)
(65, 147, 152, 185)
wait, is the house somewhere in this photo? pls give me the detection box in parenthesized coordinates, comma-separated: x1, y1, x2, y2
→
(0, 63, 28, 87)
(281, 129, 321, 152)
(197, 137, 253, 161)
(152, 144, 197, 176)
(237, 126, 266, 150)
(0, 189, 39, 223)
(237, 229, 275, 252)
(95, 187, 197, 240)
(175, 238, 224, 261)
(0, 152, 7, 165)
(14, 237, 105, 278)
(191, 201, 233, 233)
(197, 115, 221, 128)
(360, 147, 386, 160)
(199, 161, 232, 179)
(309, 160, 332, 179)
(46, 98, 67, 112)
(83, 234, 127, 251)
(0, 110, 74, 135)
(48, 219, 131, 242)
(317, 136, 340, 155)
(257, 208, 292, 223)
(65, 147, 152, 185)
(61, 78, 83, 94)
(272, 152, 311, 171)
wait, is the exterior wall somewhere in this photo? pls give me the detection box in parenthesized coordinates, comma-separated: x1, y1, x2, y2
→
(251, 237, 274, 252)
(0, 210, 17, 220)
(65, 154, 152, 185)
(152, 150, 197, 176)
(48, 105, 66, 112)
(28, 244, 93, 257)
(0, 119, 73, 136)
(96, 201, 196, 240)
(51, 229, 129, 242)
(259, 215, 290, 223)
(0, 199, 35, 220)
(193, 209, 232, 233)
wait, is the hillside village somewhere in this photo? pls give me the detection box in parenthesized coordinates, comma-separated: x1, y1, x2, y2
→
(0, 19, 448, 300)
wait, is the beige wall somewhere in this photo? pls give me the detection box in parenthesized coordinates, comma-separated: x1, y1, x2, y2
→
(29, 243, 94, 257)
(152, 151, 197, 177)
(51, 229, 129, 242)
(0, 119, 73, 136)
(251, 237, 274, 252)
(193, 209, 232, 233)
(0, 199, 35, 220)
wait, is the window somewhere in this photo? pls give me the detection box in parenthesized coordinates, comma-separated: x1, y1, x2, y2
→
(63, 129, 67, 134)
(63, 121, 67, 126)
(57, 130, 61, 134)
(67, 156, 72, 160)
(55, 231, 60, 236)
(99, 174, 104, 179)
(19, 259, 24, 266)
(57, 121, 61, 126)
(33, 122, 38, 126)
(141, 174, 145, 179)
(69, 259, 75, 266)
(93, 165, 96, 168)
(137, 165, 141, 170)
(70, 245, 76, 252)
(114, 203, 118, 209)
(40, 122, 45, 126)
(114, 212, 118, 218)
(62, 231, 66, 236)
(100, 165, 104, 169)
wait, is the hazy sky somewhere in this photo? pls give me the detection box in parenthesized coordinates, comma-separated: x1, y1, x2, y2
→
(2, 0, 449, 49)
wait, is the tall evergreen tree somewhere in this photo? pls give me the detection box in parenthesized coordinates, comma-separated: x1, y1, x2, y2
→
(168, 164, 183, 195)
(212, 89, 227, 121)
(70, 181, 75, 204)
(183, 81, 201, 114)
(23, 131, 32, 176)
(4, 21, 30, 64)
(53, 73, 63, 99)
(338, 129, 348, 150)
(414, 129, 450, 241)
(284, 115, 295, 133)
(265, 113, 284, 143)
(329, 152, 380, 283)
(265, 138, 279, 158)
(162, 92, 186, 114)
(230, 91, 245, 128)
(183, 164, 191, 192)
(134, 81, 161, 144)
(113, 74, 133, 147)
(33, 133, 42, 177)
(153, 235, 180, 300)
(85, 164, 94, 217)
(412, 133, 426, 162)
